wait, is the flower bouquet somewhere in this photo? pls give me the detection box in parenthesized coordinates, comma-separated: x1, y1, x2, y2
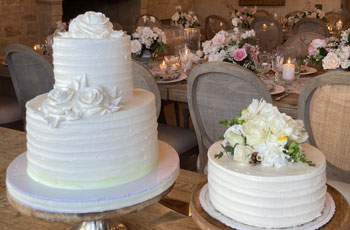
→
(216, 99, 313, 168)
(230, 6, 257, 29)
(131, 26, 167, 59)
(308, 28, 350, 70)
(285, 8, 326, 29)
(202, 29, 259, 72)
(171, 5, 200, 28)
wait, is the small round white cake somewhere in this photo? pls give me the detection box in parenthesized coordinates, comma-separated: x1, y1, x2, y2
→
(208, 141, 327, 228)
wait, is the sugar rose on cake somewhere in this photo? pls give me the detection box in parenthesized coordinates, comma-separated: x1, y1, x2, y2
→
(216, 98, 313, 167)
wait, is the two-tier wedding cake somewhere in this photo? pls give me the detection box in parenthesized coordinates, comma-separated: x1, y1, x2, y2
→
(25, 12, 159, 190)
(207, 99, 327, 228)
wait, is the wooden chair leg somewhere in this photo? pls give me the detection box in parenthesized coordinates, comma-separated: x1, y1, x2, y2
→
(183, 103, 190, 129)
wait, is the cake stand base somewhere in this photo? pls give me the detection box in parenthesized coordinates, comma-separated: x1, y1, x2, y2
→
(6, 141, 179, 230)
(190, 181, 350, 230)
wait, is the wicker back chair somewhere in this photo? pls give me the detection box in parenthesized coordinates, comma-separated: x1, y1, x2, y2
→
(254, 10, 271, 17)
(293, 18, 330, 37)
(251, 16, 283, 50)
(205, 15, 230, 40)
(187, 62, 272, 172)
(298, 71, 350, 203)
(283, 32, 325, 58)
(132, 60, 198, 171)
(6, 44, 54, 119)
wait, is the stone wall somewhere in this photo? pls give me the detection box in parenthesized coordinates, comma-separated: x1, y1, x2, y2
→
(0, 0, 62, 57)
(145, 0, 342, 25)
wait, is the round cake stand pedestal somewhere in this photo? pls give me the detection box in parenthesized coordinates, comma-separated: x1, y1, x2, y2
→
(190, 181, 350, 230)
(7, 183, 174, 230)
(6, 141, 179, 230)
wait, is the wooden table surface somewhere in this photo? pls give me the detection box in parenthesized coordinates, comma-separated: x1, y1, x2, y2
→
(0, 127, 206, 230)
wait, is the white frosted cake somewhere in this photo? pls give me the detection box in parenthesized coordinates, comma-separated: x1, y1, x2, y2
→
(206, 99, 327, 228)
(24, 12, 159, 190)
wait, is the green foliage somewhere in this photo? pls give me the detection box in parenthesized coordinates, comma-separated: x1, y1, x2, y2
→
(285, 141, 315, 166)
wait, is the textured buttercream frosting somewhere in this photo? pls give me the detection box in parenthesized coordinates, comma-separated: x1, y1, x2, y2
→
(208, 141, 327, 228)
(26, 89, 158, 189)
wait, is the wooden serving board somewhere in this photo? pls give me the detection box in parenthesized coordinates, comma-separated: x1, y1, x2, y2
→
(190, 181, 350, 230)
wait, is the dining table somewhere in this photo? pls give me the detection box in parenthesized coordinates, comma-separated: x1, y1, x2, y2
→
(152, 60, 323, 122)
(1, 125, 350, 229)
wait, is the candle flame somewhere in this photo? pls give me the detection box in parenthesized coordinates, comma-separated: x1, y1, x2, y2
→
(287, 58, 291, 64)
(220, 22, 223, 27)
(162, 60, 165, 65)
(33, 44, 40, 51)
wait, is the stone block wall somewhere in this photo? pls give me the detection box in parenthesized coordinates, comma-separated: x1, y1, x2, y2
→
(145, 0, 341, 26)
(0, 0, 62, 57)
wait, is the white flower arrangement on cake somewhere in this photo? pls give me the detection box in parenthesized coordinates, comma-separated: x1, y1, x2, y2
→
(308, 28, 350, 70)
(216, 99, 314, 168)
(38, 74, 121, 128)
(131, 26, 167, 58)
(230, 6, 257, 29)
(202, 29, 259, 73)
(171, 5, 200, 28)
(285, 8, 326, 29)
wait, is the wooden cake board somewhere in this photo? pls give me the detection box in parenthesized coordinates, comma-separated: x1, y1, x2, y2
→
(190, 180, 350, 230)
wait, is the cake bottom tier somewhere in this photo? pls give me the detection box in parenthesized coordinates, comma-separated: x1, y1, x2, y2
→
(25, 89, 158, 190)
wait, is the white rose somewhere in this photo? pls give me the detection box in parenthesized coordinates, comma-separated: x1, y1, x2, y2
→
(171, 12, 180, 22)
(341, 60, 350, 69)
(42, 88, 75, 116)
(322, 52, 340, 69)
(242, 117, 269, 147)
(231, 18, 241, 27)
(224, 125, 245, 147)
(76, 87, 105, 115)
(142, 15, 147, 23)
(288, 119, 308, 143)
(150, 16, 156, 23)
(233, 145, 253, 163)
(212, 33, 226, 46)
(131, 40, 142, 54)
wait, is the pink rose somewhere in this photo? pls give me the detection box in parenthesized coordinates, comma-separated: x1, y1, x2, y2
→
(233, 48, 247, 61)
(310, 39, 327, 49)
(185, 14, 193, 21)
(242, 15, 247, 20)
(308, 45, 316, 54)
(212, 33, 226, 46)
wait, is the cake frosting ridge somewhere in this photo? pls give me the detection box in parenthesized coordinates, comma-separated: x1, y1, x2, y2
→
(24, 11, 159, 190)
(207, 99, 327, 228)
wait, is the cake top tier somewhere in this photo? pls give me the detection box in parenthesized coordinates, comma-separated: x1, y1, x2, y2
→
(209, 141, 326, 180)
(59, 11, 124, 39)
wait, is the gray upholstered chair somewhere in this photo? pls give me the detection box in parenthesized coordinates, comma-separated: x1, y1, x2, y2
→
(6, 44, 54, 123)
(298, 71, 350, 204)
(187, 62, 272, 173)
(283, 32, 325, 59)
(205, 15, 231, 40)
(132, 60, 198, 171)
(293, 18, 330, 37)
(135, 14, 162, 30)
(255, 10, 271, 18)
(251, 16, 283, 51)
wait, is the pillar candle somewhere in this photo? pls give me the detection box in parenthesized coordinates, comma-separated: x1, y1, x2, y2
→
(282, 58, 295, 81)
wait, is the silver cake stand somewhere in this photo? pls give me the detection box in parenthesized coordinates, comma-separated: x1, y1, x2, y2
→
(6, 141, 179, 230)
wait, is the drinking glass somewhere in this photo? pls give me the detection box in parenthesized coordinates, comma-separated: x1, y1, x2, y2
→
(271, 55, 284, 83)
(256, 52, 272, 80)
